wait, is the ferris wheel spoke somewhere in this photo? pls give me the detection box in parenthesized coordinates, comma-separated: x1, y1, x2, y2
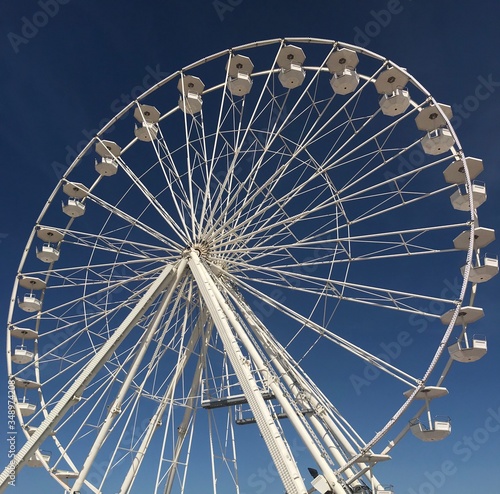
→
(225, 151, 320, 244)
(131, 118, 199, 242)
(227, 187, 300, 253)
(238, 114, 408, 234)
(210, 132, 247, 234)
(329, 109, 423, 194)
(197, 55, 237, 238)
(325, 222, 468, 252)
(226, 275, 420, 388)
(338, 153, 452, 204)
(208, 51, 339, 237)
(13, 263, 171, 333)
(211, 132, 349, 249)
(207, 106, 291, 236)
(230, 258, 456, 317)
(222, 78, 333, 232)
(80, 189, 184, 250)
(20, 258, 174, 300)
(146, 131, 199, 241)
(215, 141, 287, 234)
(215, 188, 340, 252)
(61, 238, 166, 260)
(218, 220, 468, 269)
(303, 65, 387, 147)
(56, 227, 176, 260)
(213, 63, 387, 234)
(340, 187, 451, 226)
(242, 243, 458, 270)
(101, 151, 190, 245)
(184, 120, 203, 240)
(203, 86, 271, 234)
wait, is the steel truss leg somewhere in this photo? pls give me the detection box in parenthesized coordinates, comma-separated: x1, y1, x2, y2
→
(0, 261, 185, 494)
(72, 258, 188, 493)
(226, 285, 384, 492)
(194, 263, 353, 494)
(188, 250, 308, 494)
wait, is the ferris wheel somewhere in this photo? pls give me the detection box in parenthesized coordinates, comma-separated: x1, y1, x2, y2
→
(3, 38, 497, 494)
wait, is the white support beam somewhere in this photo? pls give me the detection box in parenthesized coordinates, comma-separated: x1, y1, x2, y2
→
(229, 288, 383, 492)
(72, 258, 188, 493)
(0, 261, 182, 494)
(205, 269, 349, 494)
(187, 250, 308, 494)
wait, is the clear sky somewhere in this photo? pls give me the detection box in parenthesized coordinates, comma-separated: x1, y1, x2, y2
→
(1, 1, 500, 494)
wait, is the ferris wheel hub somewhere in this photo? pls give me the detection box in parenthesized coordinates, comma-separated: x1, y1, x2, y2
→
(188, 240, 211, 258)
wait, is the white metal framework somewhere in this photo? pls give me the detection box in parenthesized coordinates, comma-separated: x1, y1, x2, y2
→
(3, 38, 496, 494)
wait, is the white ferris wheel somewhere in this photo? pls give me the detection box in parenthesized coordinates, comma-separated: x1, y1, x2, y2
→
(3, 38, 497, 494)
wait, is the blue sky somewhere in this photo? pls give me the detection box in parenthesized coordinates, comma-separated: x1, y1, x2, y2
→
(1, 1, 500, 493)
